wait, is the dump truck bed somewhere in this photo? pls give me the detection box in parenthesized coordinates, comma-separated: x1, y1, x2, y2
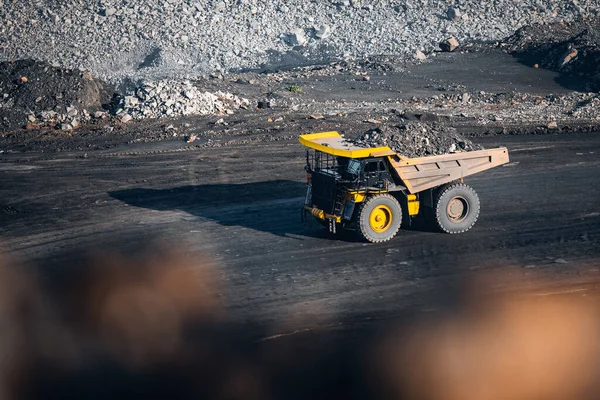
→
(299, 131, 510, 194)
(387, 147, 509, 193)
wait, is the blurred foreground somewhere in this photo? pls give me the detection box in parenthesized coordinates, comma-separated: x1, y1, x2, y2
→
(1, 244, 599, 400)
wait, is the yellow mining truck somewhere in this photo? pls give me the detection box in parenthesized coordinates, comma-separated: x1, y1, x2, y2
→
(300, 131, 509, 243)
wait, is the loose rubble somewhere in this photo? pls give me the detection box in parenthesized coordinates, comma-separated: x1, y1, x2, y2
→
(349, 122, 483, 158)
(440, 37, 460, 52)
(0, 60, 110, 132)
(446, 7, 463, 22)
(399, 90, 600, 126)
(503, 17, 600, 90)
(0, 59, 254, 131)
(414, 50, 428, 61)
(285, 28, 308, 47)
(114, 80, 250, 120)
(0, 1, 593, 82)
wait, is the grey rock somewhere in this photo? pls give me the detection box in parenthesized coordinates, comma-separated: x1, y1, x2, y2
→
(0, 0, 587, 83)
(40, 111, 57, 120)
(66, 106, 78, 117)
(415, 50, 427, 60)
(446, 7, 462, 21)
(285, 28, 308, 46)
(445, 25, 458, 34)
(103, 7, 117, 17)
(439, 37, 459, 52)
(314, 25, 332, 39)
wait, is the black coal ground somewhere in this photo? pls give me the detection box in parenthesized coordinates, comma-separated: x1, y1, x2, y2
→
(504, 17, 600, 91)
(348, 123, 484, 158)
(0, 60, 111, 132)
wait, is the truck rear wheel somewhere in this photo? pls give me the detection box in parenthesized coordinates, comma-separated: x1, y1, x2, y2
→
(357, 194, 402, 243)
(433, 183, 480, 234)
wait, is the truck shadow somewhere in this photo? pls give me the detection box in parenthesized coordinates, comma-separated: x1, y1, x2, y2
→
(110, 180, 344, 240)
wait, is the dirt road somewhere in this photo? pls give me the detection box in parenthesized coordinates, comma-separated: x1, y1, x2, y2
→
(2, 130, 600, 333)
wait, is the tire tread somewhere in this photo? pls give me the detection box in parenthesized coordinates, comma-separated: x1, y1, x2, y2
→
(357, 194, 402, 243)
(434, 183, 480, 234)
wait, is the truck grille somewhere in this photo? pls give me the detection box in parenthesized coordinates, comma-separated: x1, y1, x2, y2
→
(311, 172, 336, 214)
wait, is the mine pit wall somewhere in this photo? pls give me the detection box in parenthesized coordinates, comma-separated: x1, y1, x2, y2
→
(0, 0, 595, 83)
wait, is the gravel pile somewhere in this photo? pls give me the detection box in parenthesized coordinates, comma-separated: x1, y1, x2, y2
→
(503, 17, 600, 91)
(0, 60, 250, 131)
(114, 80, 250, 120)
(396, 89, 600, 126)
(349, 122, 483, 158)
(570, 94, 600, 118)
(0, 59, 110, 131)
(0, 0, 594, 82)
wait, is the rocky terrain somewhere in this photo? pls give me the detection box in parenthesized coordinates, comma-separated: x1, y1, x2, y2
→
(0, 60, 250, 132)
(0, 60, 110, 131)
(1, 3, 600, 157)
(1, 0, 597, 83)
(115, 80, 250, 120)
(503, 17, 600, 91)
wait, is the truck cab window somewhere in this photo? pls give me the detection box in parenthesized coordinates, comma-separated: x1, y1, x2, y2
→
(347, 159, 361, 175)
(365, 162, 379, 173)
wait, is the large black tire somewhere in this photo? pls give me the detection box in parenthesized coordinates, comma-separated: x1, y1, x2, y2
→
(433, 183, 480, 234)
(357, 194, 402, 243)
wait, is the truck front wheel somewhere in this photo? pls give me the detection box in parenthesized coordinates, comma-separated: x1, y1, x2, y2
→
(433, 183, 480, 234)
(357, 194, 402, 243)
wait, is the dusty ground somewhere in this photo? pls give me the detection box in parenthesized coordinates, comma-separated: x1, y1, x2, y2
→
(1, 46, 600, 398)
(2, 128, 600, 399)
(2, 129, 600, 318)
